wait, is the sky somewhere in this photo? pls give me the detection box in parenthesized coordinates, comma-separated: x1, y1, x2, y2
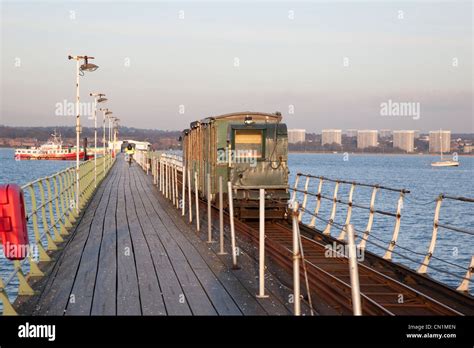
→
(0, 0, 472, 133)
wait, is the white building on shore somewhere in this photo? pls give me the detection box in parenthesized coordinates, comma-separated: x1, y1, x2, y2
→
(357, 130, 378, 149)
(322, 129, 342, 146)
(393, 130, 415, 152)
(288, 129, 306, 144)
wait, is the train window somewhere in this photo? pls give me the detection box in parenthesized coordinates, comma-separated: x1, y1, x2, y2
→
(234, 129, 263, 159)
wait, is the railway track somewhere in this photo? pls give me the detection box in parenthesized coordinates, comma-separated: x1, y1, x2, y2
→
(172, 170, 473, 316)
(230, 217, 473, 315)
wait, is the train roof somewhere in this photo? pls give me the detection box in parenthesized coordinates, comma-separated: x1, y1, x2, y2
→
(187, 111, 282, 129)
(209, 111, 282, 121)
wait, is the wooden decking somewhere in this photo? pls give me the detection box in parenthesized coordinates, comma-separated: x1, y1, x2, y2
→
(20, 157, 301, 315)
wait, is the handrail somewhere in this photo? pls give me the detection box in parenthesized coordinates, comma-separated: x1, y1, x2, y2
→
(417, 194, 474, 293)
(0, 154, 115, 315)
(296, 173, 410, 193)
(294, 188, 473, 294)
(290, 173, 406, 255)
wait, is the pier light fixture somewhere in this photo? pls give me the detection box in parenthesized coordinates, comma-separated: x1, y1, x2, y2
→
(67, 55, 99, 214)
(79, 56, 99, 72)
(90, 93, 107, 188)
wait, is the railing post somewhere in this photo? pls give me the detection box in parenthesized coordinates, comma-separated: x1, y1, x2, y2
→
(181, 165, 186, 216)
(161, 160, 164, 193)
(174, 164, 179, 209)
(291, 174, 300, 203)
(26, 185, 50, 262)
(207, 173, 214, 243)
(194, 172, 200, 232)
(158, 158, 161, 184)
(0, 277, 17, 315)
(457, 256, 474, 292)
(299, 176, 310, 222)
(171, 163, 176, 206)
(13, 260, 35, 296)
(52, 175, 69, 235)
(291, 201, 301, 316)
(228, 181, 239, 269)
(383, 192, 405, 260)
(218, 176, 227, 255)
(187, 168, 192, 223)
(45, 177, 64, 242)
(418, 196, 443, 274)
(323, 181, 339, 235)
(169, 160, 172, 201)
(38, 180, 58, 251)
(164, 160, 167, 195)
(346, 224, 362, 316)
(358, 187, 378, 250)
(338, 183, 355, 241)
(67, 170, 78, 218)
(165, 161, 169, 199)
(309, 178, 323, 228)
(58, 172, 73, 229)
(257, 188, 269, 298)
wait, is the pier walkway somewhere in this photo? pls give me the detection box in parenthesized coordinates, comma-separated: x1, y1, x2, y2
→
(17, 157, 301, 315)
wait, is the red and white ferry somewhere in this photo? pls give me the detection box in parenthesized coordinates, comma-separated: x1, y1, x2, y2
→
(14, 132, 85, 161)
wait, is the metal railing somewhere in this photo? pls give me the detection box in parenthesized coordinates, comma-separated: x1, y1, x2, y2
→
(417, 194, 474, 292)
(291, 173, 407, 257)
(0, 155, 114, 315)
(291, 172, 474, 294)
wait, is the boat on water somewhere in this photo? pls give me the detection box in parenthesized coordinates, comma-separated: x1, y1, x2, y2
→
(14, 132, 85, 161)
(431, 130, 459, 167)
(431, 160, 459, 167)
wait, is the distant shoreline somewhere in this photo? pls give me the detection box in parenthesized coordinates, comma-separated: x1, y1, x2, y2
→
(2, 147, 473, 157)
(289, 151, 474, 157)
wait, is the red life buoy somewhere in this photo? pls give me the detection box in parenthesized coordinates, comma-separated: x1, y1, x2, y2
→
(0, 184, 29, 260)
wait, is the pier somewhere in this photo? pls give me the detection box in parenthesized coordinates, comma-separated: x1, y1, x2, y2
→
(10, 156, 309, 316)
(1, 152, 473, 316)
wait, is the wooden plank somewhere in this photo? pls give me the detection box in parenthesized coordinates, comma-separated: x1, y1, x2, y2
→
(136, 186, 241, 315)
(135, 166, 298, 315)
(134, 166, 267, 315)
(116, 168, 141, 315)
(129, 165, 218, 315)
(127, 164, 193, 315)
(35, 166, 118, 315)
(90, 165, 120, 315)
(66, 168, 121, 315)
(123, 164, 167, 315)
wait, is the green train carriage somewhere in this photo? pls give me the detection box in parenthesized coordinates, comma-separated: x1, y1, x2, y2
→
(182, 111, 289, 219)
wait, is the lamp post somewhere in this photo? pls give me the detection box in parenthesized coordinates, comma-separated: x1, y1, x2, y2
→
(68, 55, 99, 214)
(109, 116, 118, 157)
(99, 108, 112, 173)
(113, 118, 120, 157)
(90, 93, 107, 187)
